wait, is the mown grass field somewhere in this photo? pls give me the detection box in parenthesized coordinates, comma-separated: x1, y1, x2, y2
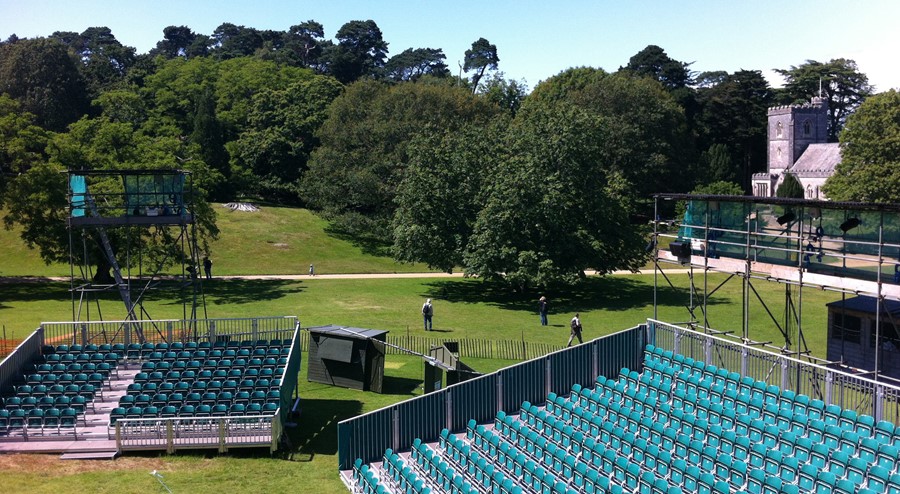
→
(0, 207, 847, 493)
(0, 206, 433, 278)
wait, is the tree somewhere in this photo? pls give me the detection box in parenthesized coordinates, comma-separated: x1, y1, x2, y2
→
(51, 27, 136, 98)
(384, 48, 449, 82)
(191, 84, 230, 199)
(463, 99, 647, 287)
(532, 68, 695, 200)
(322, 20, 388, 84)
(478, 72, 527, 116)
(463, 38, 499, 94)
(775, 58, 874, 141)
(150, 25, 208, 59)
(776, 173, 804, 198)
(699, 143, 737, 185)
(695, 70, 773, 190)
(0, 94, 50, 194)
(823, 90, 900, 202)
(208, 23, 263, 60)
(232, 75, 343, 202)
(302, 80, 500, 238)
(0, 37, 90, 131)
(623, 44, 692, 90)
(392, 122, 506, 272)
(283, 21, 326, 68)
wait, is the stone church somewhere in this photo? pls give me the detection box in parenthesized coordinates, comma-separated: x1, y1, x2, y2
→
(751, 96, 841, 199)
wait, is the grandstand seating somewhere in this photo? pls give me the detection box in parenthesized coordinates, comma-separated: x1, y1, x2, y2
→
(0, 343, 119, 436)
(0, 338, 291, 437)
(350, 344, 900, 493)
(110, 338, 288, 422)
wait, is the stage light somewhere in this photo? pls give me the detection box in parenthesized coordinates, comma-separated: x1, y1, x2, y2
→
(840, 217, 861, 232)
(776, 211, 796, 225)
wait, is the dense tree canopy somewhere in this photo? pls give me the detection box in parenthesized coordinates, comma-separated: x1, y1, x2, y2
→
(775, 58, 873, 141)
(463, 38, 499, 94)
(623, 44, 692, 90)
(823, 90, 900, 202)
(302, 80, 500, 237)
(0, 37, 89, 131)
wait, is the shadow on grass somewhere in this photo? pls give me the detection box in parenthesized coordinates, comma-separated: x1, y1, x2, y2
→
(0, 280, 71, 304)
(203, 279, 305, 306)
(422, 276, 729, 314)
(323, 224, 393, 257)
(285, 398, 365, 459)
(382, 375, 422, 395)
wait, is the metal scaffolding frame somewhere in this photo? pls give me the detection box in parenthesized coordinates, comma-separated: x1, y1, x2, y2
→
(652, 194, 900, 383)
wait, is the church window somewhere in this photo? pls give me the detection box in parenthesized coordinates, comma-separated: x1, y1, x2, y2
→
(776, 122, 783, 138)
(803, 120, 811, 136)
(807, 185, 813, 199)
(776, 147, 782, 160)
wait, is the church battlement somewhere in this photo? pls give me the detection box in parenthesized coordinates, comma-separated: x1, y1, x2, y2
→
(767, 96, 828, 115)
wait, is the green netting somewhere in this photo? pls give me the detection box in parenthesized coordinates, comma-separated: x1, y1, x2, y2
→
(123, 174, 185, 215)
(677, 199, 900, 284)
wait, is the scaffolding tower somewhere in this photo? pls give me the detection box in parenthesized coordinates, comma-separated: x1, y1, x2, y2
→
(66, 170, 206, 342)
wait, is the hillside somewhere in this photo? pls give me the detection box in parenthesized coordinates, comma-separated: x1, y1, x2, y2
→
(0, 206, 433, 278)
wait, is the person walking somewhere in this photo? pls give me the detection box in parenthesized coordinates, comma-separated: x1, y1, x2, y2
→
(203, 257, 212, 280)
(567, 313, 583, 347)
(309, 264, 315, 276)
(422, 299, 434, 331)
(538, 296, 549, 326)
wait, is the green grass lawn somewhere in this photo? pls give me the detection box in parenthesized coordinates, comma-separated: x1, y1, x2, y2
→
(0, 206, 434, 278)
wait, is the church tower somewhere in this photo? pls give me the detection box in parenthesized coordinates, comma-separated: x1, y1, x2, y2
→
(753, 97, 829, 196)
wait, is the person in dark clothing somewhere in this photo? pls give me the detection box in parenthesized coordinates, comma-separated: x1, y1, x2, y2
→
(538, 296, 549, 326)
(203, 257, 212, 279)
(567, 313, 583, 347)
(422, 299, 433, 331)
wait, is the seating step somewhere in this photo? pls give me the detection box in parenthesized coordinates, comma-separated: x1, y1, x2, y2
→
(60, 450, 119, 460)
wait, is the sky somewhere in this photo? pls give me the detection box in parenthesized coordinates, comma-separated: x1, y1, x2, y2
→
(1, 0, 898, 92)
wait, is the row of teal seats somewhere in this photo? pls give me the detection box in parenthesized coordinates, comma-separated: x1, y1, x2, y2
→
(351, 460, 405, 494)
(0, 407, 79, 433)
(462, 421, 587, 494)
(126, 378, 279, 396)
(140, 348, 287, 363)
(9, 383, 100, 402)
(133, 368, 282, 385)
(379, 449, 438, 494)
(25, 372, 107, 389)
(490, 413, 619, 494)
(43, 353, 118, 365)
(122, 339, 291, 358)
(118, 389, 278, 409)
(140, 358, 285, 373)
(30, 360, 118, 376)
(1, 394, 91, 415)
(109, 402, 278, 423)
(409, 440, 475, 493)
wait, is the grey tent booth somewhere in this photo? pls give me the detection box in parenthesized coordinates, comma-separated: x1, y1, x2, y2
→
(306, 325, 387, 393)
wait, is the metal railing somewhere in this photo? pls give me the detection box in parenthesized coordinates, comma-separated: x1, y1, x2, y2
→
(649, 319, 900, 422)
(337, 325, 645, 470)
(114, 414, 280, 453)
(41, 316, 298, 347)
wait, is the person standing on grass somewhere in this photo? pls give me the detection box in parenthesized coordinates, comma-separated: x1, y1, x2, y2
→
(309, 264, 315, 276)
(203, 257, 212, 279)
(538, 296, 549, 326)
(567, 313, 583, 347)
(422, 299, 434, 331)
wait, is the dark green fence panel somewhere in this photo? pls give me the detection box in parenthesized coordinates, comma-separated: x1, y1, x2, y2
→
(397, 391, 446, 447)
(596, 326, 645, 378)
(337, 407, 393, 470)
(449, 373, 498, 432)
(498, 358, 546, 414)
(549, 342, 595, 396)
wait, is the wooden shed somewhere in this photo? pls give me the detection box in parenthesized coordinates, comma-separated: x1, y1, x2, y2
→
(306, 325, 387, 393)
